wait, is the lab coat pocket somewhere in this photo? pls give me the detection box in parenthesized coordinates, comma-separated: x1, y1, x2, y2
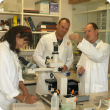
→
(93, 84, 105, 93)
(78, 83, 84, 95)
(85, 83, 89, 94)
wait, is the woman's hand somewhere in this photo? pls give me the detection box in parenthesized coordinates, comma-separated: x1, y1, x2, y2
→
(24, 95, 38, 104)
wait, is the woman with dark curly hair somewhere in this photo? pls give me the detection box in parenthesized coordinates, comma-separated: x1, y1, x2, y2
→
(0, 26, 37, 110)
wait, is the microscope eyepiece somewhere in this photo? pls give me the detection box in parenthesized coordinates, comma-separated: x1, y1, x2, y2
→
(53, 42, 58, 52)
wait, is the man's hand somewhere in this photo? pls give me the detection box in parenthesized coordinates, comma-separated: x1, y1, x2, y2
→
(77, 66, 85, 75)
(69, 33, 83, 43)
(61, 65, 68, 72)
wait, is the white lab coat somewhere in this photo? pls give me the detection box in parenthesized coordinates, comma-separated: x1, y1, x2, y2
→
(77, 38, 110, 95)
(33, 32, 73, 95)
(0, 41, 23, 110)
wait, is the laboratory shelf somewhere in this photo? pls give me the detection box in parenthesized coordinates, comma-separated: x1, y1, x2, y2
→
(23, 13, 59, 17)
(74, 8, 107, 15)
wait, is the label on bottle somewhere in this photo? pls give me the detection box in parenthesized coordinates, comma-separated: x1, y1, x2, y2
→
(51, 107, 59, 110)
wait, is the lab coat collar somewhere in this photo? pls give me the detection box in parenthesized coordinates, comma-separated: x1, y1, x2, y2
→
(52, 31, 67, 46)
(93, 39, 100, 47)
(4, 41, 10, 49)
(4, 41, 17, 55)
(52, 31, 57, 42)
(96, 40, 103, 48)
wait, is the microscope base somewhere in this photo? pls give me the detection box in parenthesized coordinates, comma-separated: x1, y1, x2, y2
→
(40, 94, 52, 106)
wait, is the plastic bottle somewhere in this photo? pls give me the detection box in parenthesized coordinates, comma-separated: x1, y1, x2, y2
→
(17, 19, 20, 26)
(0, 0, 4, 12)
(51, 93, 59, 110)
(13, 16, 17, 27)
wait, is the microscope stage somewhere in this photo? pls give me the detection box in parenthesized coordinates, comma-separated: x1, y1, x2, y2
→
(47, 59, 64, 67)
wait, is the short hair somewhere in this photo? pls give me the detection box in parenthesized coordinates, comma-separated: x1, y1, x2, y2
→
(0, 26, 33, 53)
(58, 18, 70, 24)
(87, 22, 98, 30)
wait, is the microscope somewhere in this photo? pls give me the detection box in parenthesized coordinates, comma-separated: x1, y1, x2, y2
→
(44, 42, 68, 95)
(25, 42, 68, 94)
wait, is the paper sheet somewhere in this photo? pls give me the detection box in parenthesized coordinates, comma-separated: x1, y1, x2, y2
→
(11, 101, 45, 110)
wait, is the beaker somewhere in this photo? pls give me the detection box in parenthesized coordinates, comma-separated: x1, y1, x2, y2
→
(61, 103, 73, 110)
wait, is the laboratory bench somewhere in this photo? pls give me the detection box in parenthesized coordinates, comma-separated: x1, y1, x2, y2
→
(24, 77, 37, 85)
(11, 91, 110, 110)
(48, 92, 110, 110)
(17, 70, 110, 110)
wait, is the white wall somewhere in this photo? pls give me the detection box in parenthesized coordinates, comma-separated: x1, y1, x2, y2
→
(61, 0, 73, 37)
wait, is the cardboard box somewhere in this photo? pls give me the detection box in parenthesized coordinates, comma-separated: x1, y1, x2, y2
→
(49, 2, 58, 15)
(35, 1, 49, 14)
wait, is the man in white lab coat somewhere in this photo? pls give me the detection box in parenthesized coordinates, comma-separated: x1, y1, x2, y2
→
(69, 22, 110, 95)
(33, 18, 73, 95)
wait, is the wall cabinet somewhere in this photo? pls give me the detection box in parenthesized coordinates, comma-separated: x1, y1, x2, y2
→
(0, 0, 61, 55)
(72, 0, 110, 44)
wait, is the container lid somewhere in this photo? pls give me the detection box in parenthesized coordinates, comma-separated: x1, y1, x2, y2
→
(54, 93, 57, 96)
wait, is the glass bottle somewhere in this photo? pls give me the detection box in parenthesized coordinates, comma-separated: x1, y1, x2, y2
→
(0, 0, 4, 12)
(1, 20, 4, 30)
(4, 20, 9, 31)
(0, 22, 2, 30)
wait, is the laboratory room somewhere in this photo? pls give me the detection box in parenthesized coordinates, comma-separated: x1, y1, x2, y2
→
(0, 0, 110, 110)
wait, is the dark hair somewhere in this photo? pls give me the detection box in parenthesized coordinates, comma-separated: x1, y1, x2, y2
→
(87, 22, 98, 30)
(87, 22, 99, 36)
(0, 26, 33, 53)
(58, 18, 70, 24)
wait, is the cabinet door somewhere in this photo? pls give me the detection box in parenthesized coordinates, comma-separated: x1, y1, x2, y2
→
(106, 4, 110, 44)
(72, 0, 108, 43)
(87, 0, 107, 43)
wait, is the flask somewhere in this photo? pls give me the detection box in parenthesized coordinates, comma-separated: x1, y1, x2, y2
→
(0, 0, 4, 12)
(51, 93, 59, 110)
